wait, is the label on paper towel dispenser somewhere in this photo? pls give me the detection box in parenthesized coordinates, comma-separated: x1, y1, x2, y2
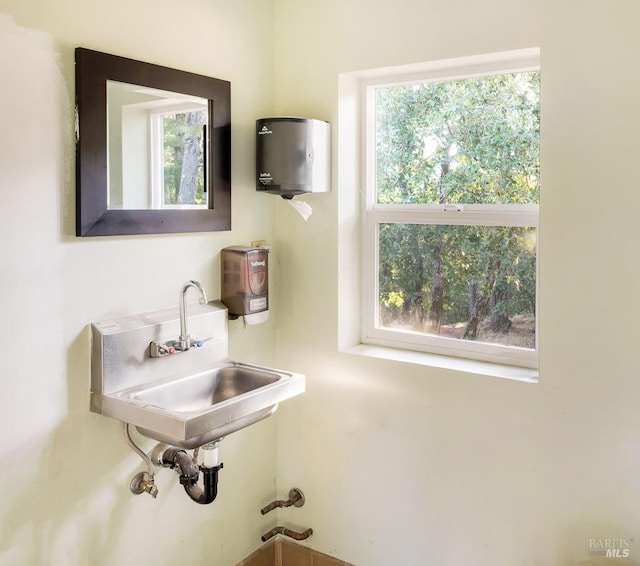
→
(258, 172, 273, 185)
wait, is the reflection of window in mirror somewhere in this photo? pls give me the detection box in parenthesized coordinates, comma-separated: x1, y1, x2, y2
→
(149, 108, 207, 209)
(106, 80, 208, 210)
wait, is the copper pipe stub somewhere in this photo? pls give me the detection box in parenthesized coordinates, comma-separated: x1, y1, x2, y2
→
(260, 488, 305, 515)
(261, 527, 313, 543)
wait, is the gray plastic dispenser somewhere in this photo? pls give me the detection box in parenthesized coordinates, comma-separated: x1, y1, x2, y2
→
(256, 117, 330, 199)
(221, 246, 268, 318)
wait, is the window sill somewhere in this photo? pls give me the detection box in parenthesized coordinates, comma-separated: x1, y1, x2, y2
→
(342, 343, 539, 383)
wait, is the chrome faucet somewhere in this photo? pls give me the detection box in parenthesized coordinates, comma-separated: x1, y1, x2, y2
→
(150, 280, 208, 357)
(178, 280, 208, 351)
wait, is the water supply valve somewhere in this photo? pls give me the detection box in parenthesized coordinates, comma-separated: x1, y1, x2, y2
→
(130, 471, 158, 498)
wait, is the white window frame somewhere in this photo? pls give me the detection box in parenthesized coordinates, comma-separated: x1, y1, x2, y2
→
(360, 49, 540, 369)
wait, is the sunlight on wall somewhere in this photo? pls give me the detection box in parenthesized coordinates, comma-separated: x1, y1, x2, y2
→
(0, 3, 280, 565)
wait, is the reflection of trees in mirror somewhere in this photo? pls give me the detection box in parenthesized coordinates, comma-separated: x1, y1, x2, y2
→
(163, 110, 206, 206)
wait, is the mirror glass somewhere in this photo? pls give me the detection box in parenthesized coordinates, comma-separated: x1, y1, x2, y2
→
(107, 81, 208, 210)
(75, 48, 231, 237)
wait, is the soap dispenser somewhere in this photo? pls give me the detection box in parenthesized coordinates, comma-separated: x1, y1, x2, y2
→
(221, 246, 269, 319)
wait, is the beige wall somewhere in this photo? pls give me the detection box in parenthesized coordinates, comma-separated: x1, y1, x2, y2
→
(0, 1, 280, 565)
(272, 0, 640, 565)
(2, 0, 640, 565)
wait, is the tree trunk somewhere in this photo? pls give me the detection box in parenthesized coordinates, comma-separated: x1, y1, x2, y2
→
(427, 148, 452, 334)
(463, 257, 501, 340)
(468, 282, 478, 319)
(176, 112, 203, 205)
(490, 283, 512, 332)
(427, 237, 444, 333)
(410, 257, 425, 331)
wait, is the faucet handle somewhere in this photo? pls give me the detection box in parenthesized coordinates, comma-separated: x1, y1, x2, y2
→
(149, 341, 176, 358)
(188, 336, 213, 349)
(185, 336, 212, 349)
(149, 337, 211, 358)
(195, 336, 213, 347)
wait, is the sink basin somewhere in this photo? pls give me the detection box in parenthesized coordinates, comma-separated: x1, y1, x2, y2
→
(100, 362, 304, 449)
(127, 365, 281, 412)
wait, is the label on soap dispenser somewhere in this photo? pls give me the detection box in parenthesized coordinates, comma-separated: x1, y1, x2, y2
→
(249, 297, 267, 311)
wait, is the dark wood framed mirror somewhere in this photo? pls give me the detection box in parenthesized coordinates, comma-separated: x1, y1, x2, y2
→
(75, 48, 231, 236)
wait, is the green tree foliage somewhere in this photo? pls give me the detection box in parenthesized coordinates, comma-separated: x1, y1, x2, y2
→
(163, 110, 206, 205)
(376, 72, 539, 347)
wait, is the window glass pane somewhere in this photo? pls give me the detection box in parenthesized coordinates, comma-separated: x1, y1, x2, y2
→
(378, 223, 536, 349)
(375, 72, 540, 205)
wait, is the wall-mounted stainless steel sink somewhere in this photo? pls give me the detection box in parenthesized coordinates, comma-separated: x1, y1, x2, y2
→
(90, 301, 305, 449)
(103, 362, 303, 448)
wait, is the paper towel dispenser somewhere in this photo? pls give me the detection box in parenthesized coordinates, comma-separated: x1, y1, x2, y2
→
(256, 117, 330, 199)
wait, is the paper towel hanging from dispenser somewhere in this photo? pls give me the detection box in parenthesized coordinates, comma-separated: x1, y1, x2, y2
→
(256, 117, 330, 199)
